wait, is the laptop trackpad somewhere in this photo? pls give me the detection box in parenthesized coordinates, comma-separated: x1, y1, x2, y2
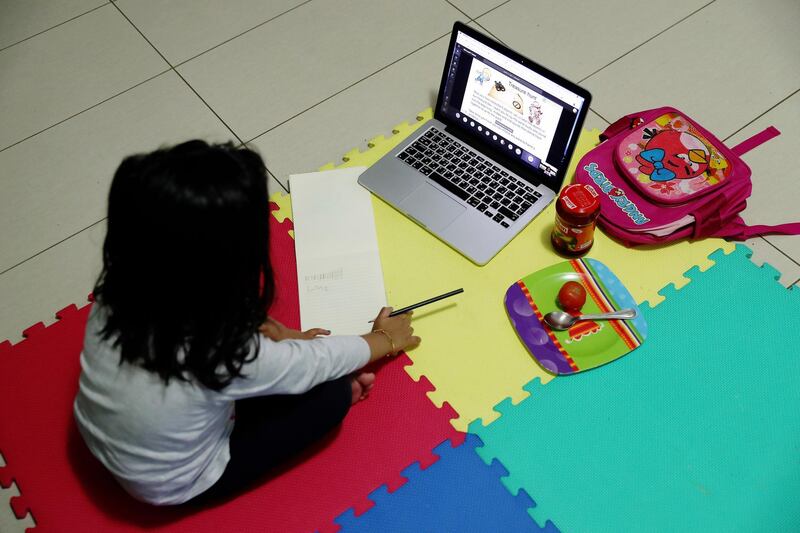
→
(399, 184, 465, 231)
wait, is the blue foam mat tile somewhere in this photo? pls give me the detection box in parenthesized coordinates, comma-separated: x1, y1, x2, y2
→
(334, 434, 558, 532)
(470, 245, 800, 532)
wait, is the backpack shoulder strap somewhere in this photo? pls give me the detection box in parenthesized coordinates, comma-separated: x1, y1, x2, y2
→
(729, 126, 781, 157)
(600, 115, 641, 142)
(599, 107, 677, 142)
(710, 217, 800, 240)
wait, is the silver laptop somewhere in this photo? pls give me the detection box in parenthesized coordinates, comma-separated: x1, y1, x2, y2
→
(358, 22, 591, 265)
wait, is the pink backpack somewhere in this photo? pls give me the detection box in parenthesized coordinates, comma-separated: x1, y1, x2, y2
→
(573, 106, 800, 246)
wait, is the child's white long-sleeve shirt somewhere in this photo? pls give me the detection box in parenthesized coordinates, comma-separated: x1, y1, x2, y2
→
(73, 305, 369, 505)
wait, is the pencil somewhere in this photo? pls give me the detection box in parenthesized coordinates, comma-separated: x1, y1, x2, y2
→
(388, 288, 464, 317)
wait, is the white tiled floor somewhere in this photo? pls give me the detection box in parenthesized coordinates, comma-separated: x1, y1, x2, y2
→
(1, 1, 798, 529)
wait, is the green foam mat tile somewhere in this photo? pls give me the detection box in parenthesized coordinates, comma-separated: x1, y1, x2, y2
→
(469, 245, 800, 532)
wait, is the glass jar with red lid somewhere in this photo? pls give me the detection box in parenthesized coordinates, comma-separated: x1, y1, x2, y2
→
(551, 183, 601, 256)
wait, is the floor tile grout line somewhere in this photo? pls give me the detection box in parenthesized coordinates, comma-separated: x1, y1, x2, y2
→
(174, 69, 246, 145)
(234, 139, 289, 193)
(471, 20, 505, 46)
(0, 69, 171, 154)
(0, 219, 106, 278)
(443, 0, 512, 28)
(589, 108, 611, 125)
(0, 2, 110, 54)
(0, 1, 315, 152)
(244, 31, 452, 145)
(110, 3, 246, 146)
(473, 0, 512, 20)
(470, 1, 513, 45)
(759, 235, 800, 270)
(724, 88, 800, 282)
(246, 0, 595, 180)
(723, 87, 800, 143)
(578, 0, 716, 84)
(444, 0, 472, 21)
(2, 1, 791, 276)
(0, 171, 288, 276)
(246, 0, 515, 146)
(268, 170, 290, 194)
(171, 0, 315, 69)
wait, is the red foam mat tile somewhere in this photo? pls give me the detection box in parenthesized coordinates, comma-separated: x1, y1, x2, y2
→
(266, 207, 301, 330)
(0, 214, 463, 532)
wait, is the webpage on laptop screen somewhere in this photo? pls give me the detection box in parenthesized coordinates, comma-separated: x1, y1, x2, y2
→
(440, 31, 585, 178)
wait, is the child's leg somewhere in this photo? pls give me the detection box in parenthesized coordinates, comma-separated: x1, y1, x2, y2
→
(351, 371, 375, 403)
(193, 375, 351, 503)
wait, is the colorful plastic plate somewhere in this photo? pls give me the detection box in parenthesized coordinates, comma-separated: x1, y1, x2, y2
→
(505, 258, 647, 375)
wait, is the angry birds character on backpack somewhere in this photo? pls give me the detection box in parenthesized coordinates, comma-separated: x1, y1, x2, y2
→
(636, 129, 710, 182)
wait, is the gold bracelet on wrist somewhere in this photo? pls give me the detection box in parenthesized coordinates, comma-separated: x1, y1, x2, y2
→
(373, 329, 396, 356)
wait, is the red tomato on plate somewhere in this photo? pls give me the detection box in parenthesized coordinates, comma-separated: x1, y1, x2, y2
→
(558, 281, 586, 311)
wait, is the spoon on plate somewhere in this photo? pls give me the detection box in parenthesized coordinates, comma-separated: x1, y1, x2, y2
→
(543, 308, 638, 331)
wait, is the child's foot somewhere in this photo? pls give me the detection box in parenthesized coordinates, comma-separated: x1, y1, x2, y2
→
(350, 372, 375, 404)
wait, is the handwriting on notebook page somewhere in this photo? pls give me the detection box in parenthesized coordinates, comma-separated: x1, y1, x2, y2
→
(304, 268, 344, 293)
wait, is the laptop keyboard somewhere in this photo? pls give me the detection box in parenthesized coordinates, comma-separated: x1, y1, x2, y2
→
(396, 127, 542, 228)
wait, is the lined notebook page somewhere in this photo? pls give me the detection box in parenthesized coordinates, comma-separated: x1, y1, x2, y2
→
(289, 167, 387, 335)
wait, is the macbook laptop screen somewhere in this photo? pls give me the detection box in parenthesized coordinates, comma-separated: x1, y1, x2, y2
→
(439, 30, 586, 181)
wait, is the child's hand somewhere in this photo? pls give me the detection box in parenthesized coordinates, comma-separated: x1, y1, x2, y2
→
(362, 307, 421, 361)
(259, 317, 330, 341)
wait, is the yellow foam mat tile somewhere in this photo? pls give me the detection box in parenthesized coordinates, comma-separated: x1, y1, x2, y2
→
(1, 450, 35, 533)
(322, 109, 734, 431)
(269, 190, 294, 240)
(269, 190, 293, 225)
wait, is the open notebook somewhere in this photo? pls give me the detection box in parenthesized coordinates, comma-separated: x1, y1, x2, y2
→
(289, 167, 387, 335)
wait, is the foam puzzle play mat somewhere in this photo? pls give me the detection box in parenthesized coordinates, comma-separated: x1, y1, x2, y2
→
(2, 111, 798, 532)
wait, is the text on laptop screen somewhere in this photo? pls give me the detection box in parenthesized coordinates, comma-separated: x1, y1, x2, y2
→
(439, 31, 585, 178)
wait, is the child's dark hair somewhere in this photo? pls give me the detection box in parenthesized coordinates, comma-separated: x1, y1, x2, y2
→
(94, 140, 274, 391)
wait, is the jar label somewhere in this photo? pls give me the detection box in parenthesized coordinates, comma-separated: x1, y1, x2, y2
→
(553, 215, 596, 252)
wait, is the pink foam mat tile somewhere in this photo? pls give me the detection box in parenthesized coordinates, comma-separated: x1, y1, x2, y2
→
(0, 212, 464, 532)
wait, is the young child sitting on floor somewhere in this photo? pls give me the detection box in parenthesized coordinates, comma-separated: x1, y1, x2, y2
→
(73, 140, 420, 506)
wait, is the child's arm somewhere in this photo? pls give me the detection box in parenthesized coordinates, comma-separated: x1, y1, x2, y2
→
(260, 307, 420, 361)
(259, 317, 329, 341)
(220, 308, 420, 399)
(361, 306, 420, 363)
